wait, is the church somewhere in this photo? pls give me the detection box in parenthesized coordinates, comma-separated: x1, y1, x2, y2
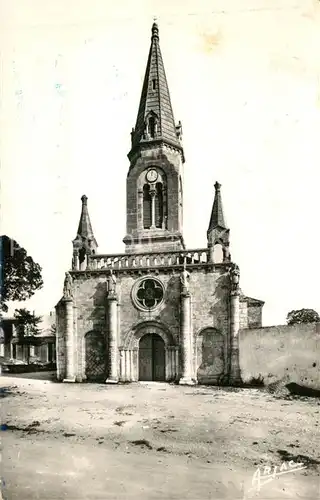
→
(56, 22, 264, 385)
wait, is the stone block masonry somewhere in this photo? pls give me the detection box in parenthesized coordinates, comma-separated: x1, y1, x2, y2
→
(55, 263, 243, 384)
(239, 322, 320, 390)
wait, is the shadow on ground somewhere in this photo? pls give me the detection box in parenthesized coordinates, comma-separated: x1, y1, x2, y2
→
(1, 371, 56, 382)
(286, 382, 320, 398)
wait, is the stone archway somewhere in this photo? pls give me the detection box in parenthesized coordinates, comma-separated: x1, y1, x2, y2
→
(120, 321, 178, 382)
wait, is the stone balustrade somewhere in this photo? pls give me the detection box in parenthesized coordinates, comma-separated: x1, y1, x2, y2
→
(72, 248, 212, 271)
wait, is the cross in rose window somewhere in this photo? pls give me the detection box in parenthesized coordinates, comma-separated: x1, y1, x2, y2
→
(137, 279, 163, 309)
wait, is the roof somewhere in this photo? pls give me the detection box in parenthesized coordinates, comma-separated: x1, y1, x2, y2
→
(241, 295, 265, 306)
(208, 182, 228, 232)
(130, 23, 182, 154)
(11, 334, 55, 345)
(73, 195, 98, 248)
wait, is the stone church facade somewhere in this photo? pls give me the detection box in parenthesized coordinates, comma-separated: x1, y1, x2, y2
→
(56, 23, 264, 385)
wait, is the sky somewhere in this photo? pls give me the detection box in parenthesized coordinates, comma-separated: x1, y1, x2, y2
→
(1, 0, 320, 326)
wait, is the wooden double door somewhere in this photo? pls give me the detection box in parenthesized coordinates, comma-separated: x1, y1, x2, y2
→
(139, 333, 165, 381)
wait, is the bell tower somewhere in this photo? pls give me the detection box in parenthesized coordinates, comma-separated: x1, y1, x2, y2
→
(123, 22, 185, 254)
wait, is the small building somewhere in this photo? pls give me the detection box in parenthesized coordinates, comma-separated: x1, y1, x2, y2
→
(0, 313, 56, 366)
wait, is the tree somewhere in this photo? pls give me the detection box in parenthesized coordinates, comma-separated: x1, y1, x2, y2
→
(0, 235, 43, 312)
(286, 308, 320, 326)
(14, 308, 42, 341)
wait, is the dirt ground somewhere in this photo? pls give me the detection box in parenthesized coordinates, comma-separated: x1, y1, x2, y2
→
(0, 373, 319, 500)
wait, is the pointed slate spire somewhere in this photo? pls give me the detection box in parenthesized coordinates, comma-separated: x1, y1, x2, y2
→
(76, 195, 97, 243)
(208, 182, 227, 232)
(207, 183, 231, 263)
(72, 195, 98, 261)
(129, 22, 183, 157)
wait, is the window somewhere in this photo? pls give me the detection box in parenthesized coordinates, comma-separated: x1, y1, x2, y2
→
(148, 116, 156, 138)
(155, 182, 163, 228)
(152, 79, 156, 90)
(79, 247, 86, 265)
(143, 184, 152, 229)
(132, 278, 164, 310)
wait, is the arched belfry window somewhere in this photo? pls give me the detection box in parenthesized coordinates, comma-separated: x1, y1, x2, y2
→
(79, 247, 86, 265)
(145, 112, 158, 140)
(143, 184, 152, 229)
(148, 116, 156, 138)
(155, 182, 163, 228)
(141, 168, 167, 230)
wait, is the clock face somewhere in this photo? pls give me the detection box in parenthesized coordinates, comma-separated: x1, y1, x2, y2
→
(146, 169, 158, 183)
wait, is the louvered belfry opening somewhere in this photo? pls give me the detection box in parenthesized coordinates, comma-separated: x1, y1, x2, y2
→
(155, 182, 163, 228)
(143, 184, 152, 229)
(148, 116, 156, 138)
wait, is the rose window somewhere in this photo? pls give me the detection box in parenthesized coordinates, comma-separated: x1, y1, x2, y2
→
(134, 278, 164, 310)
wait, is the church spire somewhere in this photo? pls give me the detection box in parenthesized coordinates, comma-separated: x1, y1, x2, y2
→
(72, 195, 97, 270)
(207, 183, 231, 263)
(208, 182, 227, 232)
(124, 23, 185, 254)
(128, 22, 183, 160)
(76, 195, 97, 242)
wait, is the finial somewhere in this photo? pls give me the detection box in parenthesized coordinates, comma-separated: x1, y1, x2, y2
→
(214, 182, 221, 191)
(151, 20, 159, 40)
(81, 194, 88, 205)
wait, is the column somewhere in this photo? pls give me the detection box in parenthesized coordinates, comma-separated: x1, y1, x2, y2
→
(125, 350, 131, 381)
(137, 189, 144, 230)
(175, 346, 179, 381)
(73, 251, 79, 270)
(120, 349, 125, 381)
(163, 186, 168, 229)
(106, 295, 119, 383)
(80, 254, 88, 271)
(63, 298, 76, 382)
(130, 350, 134, 381)
(81, 335, 87, 381)
(170, 347, 174, 380)
(150, 186, 156, 228)
(208, 244, 214, 263)
(166, 348, 172, 380)
(23, 345, 28, 363)
(170, 347, 177, 381)
(179, 292, 195, 385)
(230, 291, 241, 384)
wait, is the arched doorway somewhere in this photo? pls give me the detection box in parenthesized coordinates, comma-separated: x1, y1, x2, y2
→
(139, 333, 165, 381)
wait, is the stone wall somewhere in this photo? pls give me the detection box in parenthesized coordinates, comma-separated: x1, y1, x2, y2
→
(73, 275, 107, 381)
(69, 264, 232, 383)
(239, 301, 248, 329)
(118, 272, 181, 344)
(240, 299, 263, 329)
(247, 304, 262, 328)
(55, 300, 66, 380)
(190, 268, 230, 383)
(124, 146, 183, 253)
(239, 323, 320, 390)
